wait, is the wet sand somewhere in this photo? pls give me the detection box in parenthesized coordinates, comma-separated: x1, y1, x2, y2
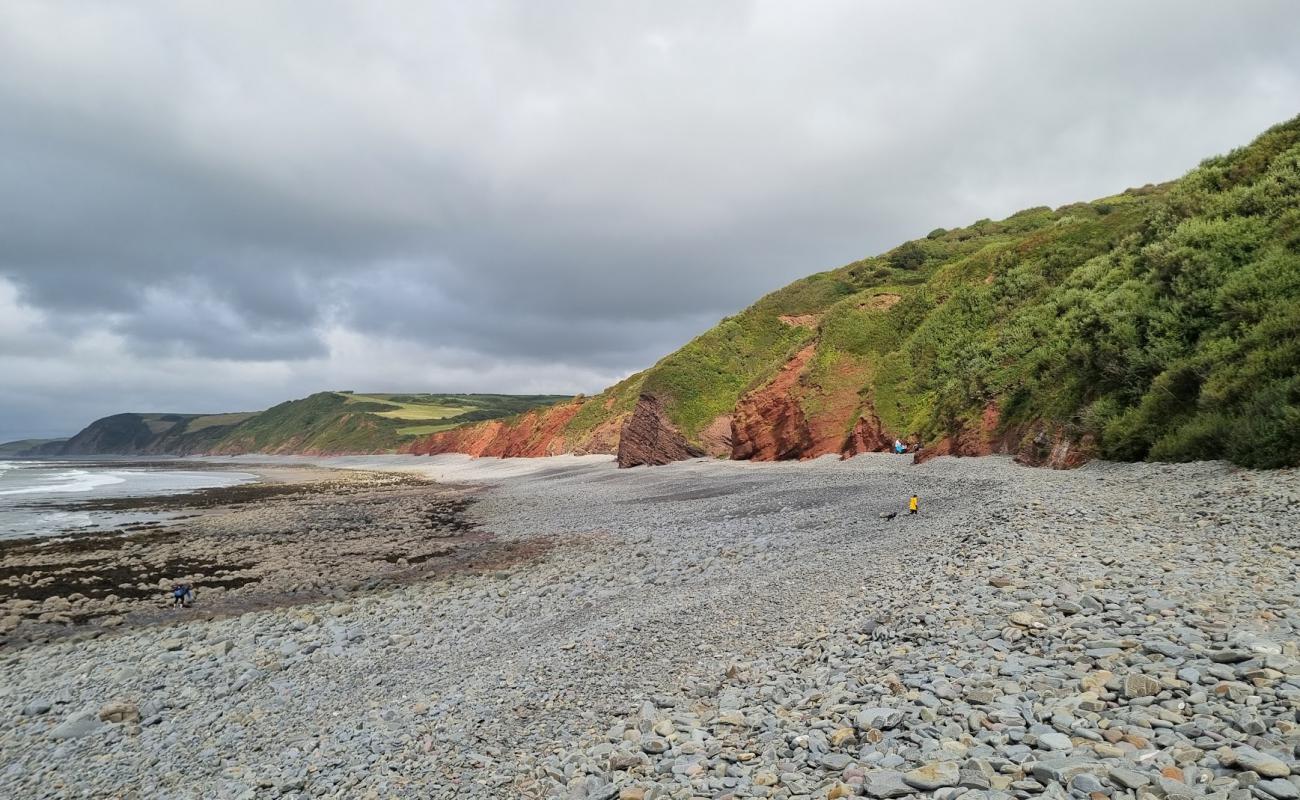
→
(0, 464, 546, 646)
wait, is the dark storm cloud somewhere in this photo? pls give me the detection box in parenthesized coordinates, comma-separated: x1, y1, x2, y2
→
(1, 1, 1298, 437)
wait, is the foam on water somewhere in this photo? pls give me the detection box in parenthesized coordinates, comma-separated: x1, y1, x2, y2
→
(0, 461, 255, 539)
(35, 510, 96, 529)
(0, 467, 128, 496)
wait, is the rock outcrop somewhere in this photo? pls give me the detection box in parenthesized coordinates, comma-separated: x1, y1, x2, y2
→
(616, 395, 704, 468)
(914, 403, 1005, 464)
(731, 344, 892, 462)
(911, 406, 1092, 469)
(1013, 425, 1096, 469)
(731, 345, 817, 461)
(839, 407, 896, 457)
(697, 415, 734, 458)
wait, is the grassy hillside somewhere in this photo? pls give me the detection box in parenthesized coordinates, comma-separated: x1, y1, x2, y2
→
(54, 412, 255, 455)
(33, 392, 571, 456)
(539, 115, 1300, 468)
(209, 392, 570, 453)
(342, 393, 575, 436)
(0, 438, 66, 456)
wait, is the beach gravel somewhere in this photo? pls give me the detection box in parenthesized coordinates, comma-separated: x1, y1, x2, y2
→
(0, 454, 1297, 800)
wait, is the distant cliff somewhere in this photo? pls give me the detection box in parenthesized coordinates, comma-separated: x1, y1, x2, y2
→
(4, 392, 570, 457)
(0, 438, 66, 457)
(409, 115, 1300, 469)
(56, 412, 252, 455)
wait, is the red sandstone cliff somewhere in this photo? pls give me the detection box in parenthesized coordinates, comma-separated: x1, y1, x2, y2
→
(407, 365, 1090, 470)
(730, 343, 901, 462)
(406, 337, 1091, 469)
(731, 345, 817, 460)
(839, 408, 897, 457)
(408, 401, 612, 458)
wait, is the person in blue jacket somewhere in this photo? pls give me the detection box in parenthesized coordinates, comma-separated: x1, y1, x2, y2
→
(171, 583, 194, 609)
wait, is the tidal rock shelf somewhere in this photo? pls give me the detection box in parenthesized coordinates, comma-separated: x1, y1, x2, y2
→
(0, 454, 1296, 800)
(0, 467, 485, 643)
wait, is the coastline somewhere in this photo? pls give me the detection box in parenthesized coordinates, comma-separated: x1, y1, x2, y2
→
(0, 463, 524, 646)
(2, 454, 1297, 799)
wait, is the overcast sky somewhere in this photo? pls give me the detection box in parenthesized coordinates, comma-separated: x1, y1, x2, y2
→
(1, 1, 1297, 440)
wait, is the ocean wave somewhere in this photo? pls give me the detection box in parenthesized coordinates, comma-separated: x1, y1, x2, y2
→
(0, 468, 128, 496)
(37, 510, 96, 528)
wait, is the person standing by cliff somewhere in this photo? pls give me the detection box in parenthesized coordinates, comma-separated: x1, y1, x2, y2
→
(909, 495, 919, 515)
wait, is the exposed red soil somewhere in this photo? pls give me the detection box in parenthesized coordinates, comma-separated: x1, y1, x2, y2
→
(410, 402, 592, 458)
(840, 406, 896, 457)
(803, 362, 871, 458)
(731, 345, 818, 461)
(573, 414, 627, 456)
(402, 353, 1093, 471)
(859, 293, 902, 311)
(914, 403, 1003, 464)
(777, 314, 821, 329)
(732, 345, 891, 462)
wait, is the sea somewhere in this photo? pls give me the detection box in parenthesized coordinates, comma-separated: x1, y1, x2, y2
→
(0, 459, 255, 540)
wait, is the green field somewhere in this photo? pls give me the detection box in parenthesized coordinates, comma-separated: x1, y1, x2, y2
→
(338, 392, 572, 437)
(10, 392, 574, 456)
(341, 394, 472, 422)
(184, 412, 259, 432)
(206, 392, 573, 454)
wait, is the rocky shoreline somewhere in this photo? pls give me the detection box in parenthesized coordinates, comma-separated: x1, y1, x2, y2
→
(1, 455, 1297, 800)
(0, 466, 504, 645)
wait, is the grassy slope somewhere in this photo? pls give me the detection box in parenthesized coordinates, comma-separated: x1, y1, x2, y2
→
(48, 393, 573, 456)
(551, 116, 1300, 468)
(0, 439, 66, 456)
(208, 393, 573, 453)
(337, 392, 572, 436)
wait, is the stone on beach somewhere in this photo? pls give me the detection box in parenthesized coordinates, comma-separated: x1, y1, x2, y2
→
(1, 454, 1296, 800)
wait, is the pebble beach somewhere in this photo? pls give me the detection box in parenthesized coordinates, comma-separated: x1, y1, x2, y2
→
(1, 454, 1298, 800)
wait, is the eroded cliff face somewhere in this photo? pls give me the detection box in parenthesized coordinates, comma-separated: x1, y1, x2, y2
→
(729, 343, 901, 462)
(403, 375, 1093, 469)
(731, 345, 817, 460)
(909, 406, 1091, 470)
(573, 415, 626, 456)
(913, 404, 1004, 464)
(403, 359, 1092, 471)
(409, 402, 605, 458)
(616, 394, 704, 467)
(1013, 425, 1096, 469)
(839, 408, 896, 457)
(697, 415, 733, 458)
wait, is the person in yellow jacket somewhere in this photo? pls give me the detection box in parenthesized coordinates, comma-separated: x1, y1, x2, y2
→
(908, 495, 919, 515)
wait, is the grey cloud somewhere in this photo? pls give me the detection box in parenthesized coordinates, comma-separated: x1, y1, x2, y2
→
(0, 0, 1298, 437)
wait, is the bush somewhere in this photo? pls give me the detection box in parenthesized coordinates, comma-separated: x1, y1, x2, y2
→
(888, 241, 926, 271)
(562, 115, 1300, 468)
